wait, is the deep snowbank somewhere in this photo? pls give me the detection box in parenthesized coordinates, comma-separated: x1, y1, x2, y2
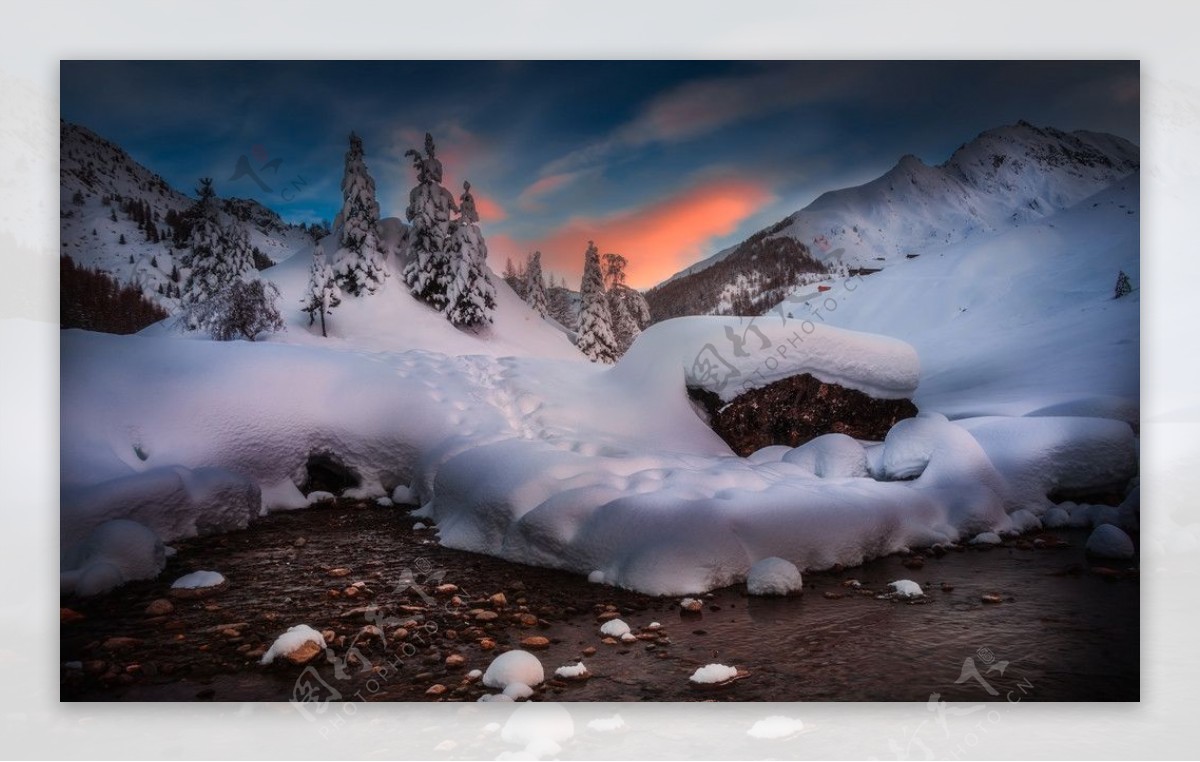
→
(61, 311, 1136, 596)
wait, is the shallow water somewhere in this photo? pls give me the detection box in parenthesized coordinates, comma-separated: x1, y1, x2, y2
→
(61, 502, 1136, 702)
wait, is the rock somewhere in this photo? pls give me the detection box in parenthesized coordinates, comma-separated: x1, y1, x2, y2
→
(327, 567, 352, 577)
(601, 637, 618, 645)
(1085, 524, 1136, 560)
(60, 607, 86, 624)
(102, 637, 142, 651)
(746, 557, 803, 596)
(517, 613, 539, 627)
(902, 556, 925, 570)
(426, 683, 447, 696)
(293, 537, 307, 547)
(344, 587, 360, 598)
(581, 646, 597, 657)
(434, 583, 458, 596)
(823, 591, 843, 600)
(144, 599, 175, 616)
(282, 639, 323, 665)
(940, 583, 955, 592)
(475, 610, 499, 622)
(981, 593, 1003, 604)
(679, 598, 704, 613)
(688, 373, 917, 456)
(520, 636, 551, 650)
(446, 654, 466, 668)
(479, 638, 496, 650)
(489, 592, 507, 609)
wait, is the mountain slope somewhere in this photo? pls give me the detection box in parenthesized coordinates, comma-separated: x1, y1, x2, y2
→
(60, 120, 317, 311)
(647, 121, 1139, 320)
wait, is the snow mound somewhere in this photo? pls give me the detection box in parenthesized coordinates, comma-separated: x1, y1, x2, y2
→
(502, 682, 534, 700)
(599, 619, 631, 638)
(587, 715, 626, 732)
(888, 579, 924, 598)
(746, 557, 803, 596)
(781, 434, 870, 478)
(1085, 524, 1136, 560)
(554, 662, 589, 679)
(261, 624, 326, 665)
(482, 650, 544, 690)
(172, 570, 226, 589)
(617, 315, 920, 403)
(1042, 507, 1071, 529)
(690, 663, 739, 684)
(60, 519, 166, 596)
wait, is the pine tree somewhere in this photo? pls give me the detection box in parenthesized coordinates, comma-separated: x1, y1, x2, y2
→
(445, 180, 497, 328)
(524, 250, 548, 318)
(548, 273, 575, 327)
(333, 132, 387, 296)
(602, 252, 651, 356)
(301, 246, 342, 338)
(576, 241, 617, 363)
(120, 234, 127, 246)
(180, 178, 256, 329)
(403, 133, 459, 313)
(502, 257, 525, 298)
(1114, 270, 1133, 299)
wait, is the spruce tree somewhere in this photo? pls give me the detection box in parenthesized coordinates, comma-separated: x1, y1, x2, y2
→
(301, 245, 342, 337)
(180, 178, 256, 329)
(403, 133, 458, 313)
(1114, 270, 1133, 299)
(333, 132, 387, 295)
(576, 241, 617, 363)
(524, 250, 548, 318)
(445, 181, 497, 328)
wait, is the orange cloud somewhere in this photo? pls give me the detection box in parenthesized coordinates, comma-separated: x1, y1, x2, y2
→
(490, 178, 774, 289)
(516, 172, 580, 211)
(474, 193, 507, 222)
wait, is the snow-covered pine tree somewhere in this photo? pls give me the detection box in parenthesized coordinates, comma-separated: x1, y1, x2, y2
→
(179, 178, 227, 315)
(301, 245, 342, 337)
(333, 132, 387, 296)
(602, 252, 650, 355)
(524, 250, 548, 318)
(548, 273, 575, 327)
(403, 133, 459, 313)
(445, 180, 497, 328)
(576, 241, 617, 363)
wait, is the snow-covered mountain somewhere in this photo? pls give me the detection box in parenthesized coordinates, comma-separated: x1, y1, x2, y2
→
(59, 120, 317, 310)
(648, 121, 1138, 319)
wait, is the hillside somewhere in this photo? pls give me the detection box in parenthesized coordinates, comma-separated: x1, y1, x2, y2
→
(647, 121, 1139, 320)
(59, 121, 317, 312)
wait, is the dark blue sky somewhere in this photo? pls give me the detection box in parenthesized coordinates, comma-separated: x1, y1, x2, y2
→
(60, 60, 1138, 287)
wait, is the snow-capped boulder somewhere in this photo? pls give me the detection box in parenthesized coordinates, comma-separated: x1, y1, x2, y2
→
(482, 650, 545, 690)
(261, 624, 327, 666)
(746, 557, 803, 596)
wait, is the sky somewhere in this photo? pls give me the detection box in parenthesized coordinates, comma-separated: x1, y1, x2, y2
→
(60, 61, 1139, 289)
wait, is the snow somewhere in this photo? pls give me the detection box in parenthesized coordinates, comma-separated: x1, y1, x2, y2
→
(587, 570, 605, 584)
(171, 570, 225, 589)
(554, 662, 589, 679)
(467, 669, 483, 679)
(781, 434, 870, 478)
(888, 580, 924, 598)
(60, 519, 165, 596)
(260, 624, 326, 665)
(623, 314, 920, 403)
(1086, 524, 1136, 560)
(599, 619, 631, 638)
(746, 557, 803, 596)
(689, 664, 739, 684)
(969, 532, 1002, 546)
(501, 682, 533, 700)
(482, 650, 545, 690)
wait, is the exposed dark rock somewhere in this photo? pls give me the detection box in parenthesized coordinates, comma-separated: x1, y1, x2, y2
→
(688, 373, 917, 456)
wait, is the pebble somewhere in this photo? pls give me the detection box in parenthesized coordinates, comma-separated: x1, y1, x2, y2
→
(581, 646, 597, 656)
(426, 683, 447, 696)
(282, 639, 323, 666)
(327, 567, 352, 577)
(435, 583, 458, 596)
(102, 637, 141, 651)
(145, 599, 176, 616)
(823, 591, 843, 600)
(474, 611, 499, 622)
(601, 637, 618, 645)
(293, 537, 307, 547)
(445, 654, 466, 668)
(478, 638, 496, 650)
(981, 593, 1003, 604)
(520, 636, 550, 650)
(489, 593, 507, 609)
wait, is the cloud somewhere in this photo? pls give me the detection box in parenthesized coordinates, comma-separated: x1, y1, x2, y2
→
(543, 64, 867, 176)
(490, 177, 775, 289)
(516, 171, 582, 211)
